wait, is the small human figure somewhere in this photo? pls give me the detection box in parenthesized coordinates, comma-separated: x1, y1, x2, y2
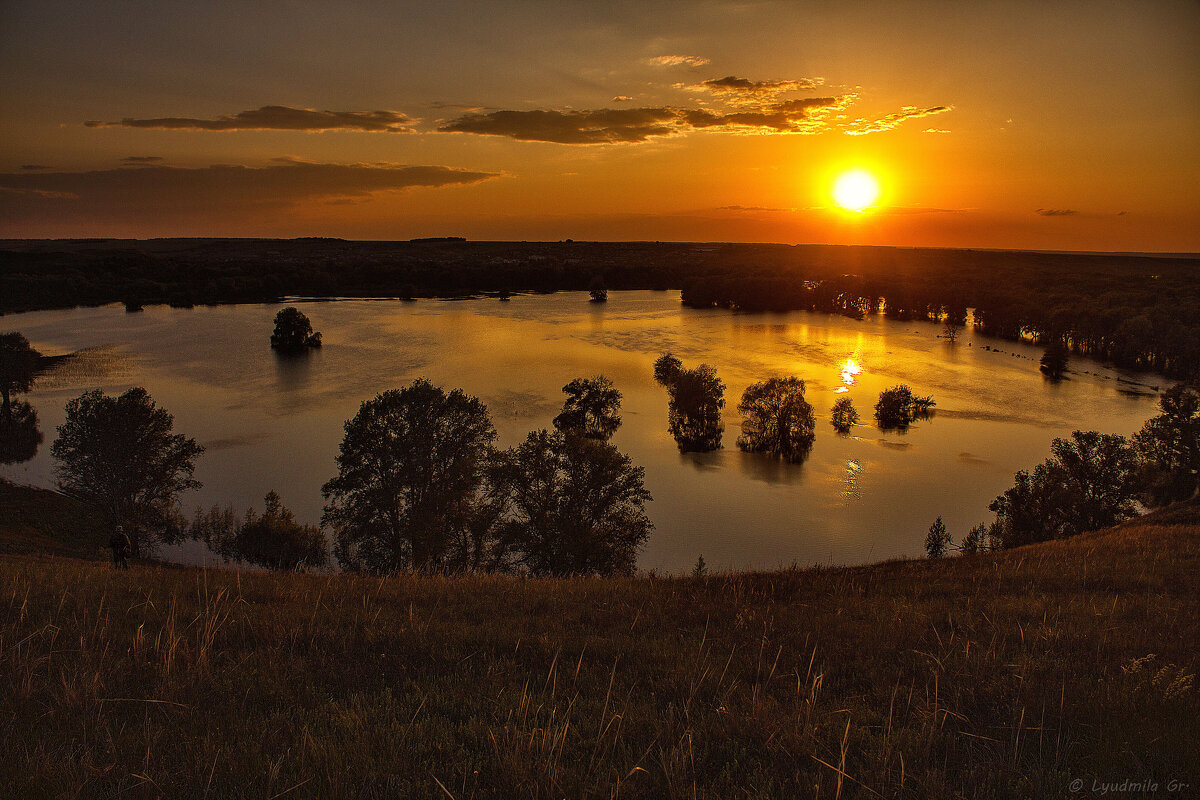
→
(109, 524, 131, 569)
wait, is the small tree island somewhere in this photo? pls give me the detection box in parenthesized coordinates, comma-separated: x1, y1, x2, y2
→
(269, 307, 322, 351)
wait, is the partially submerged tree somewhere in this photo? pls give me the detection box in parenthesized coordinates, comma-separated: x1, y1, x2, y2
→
(665, 364, 725, 452)
(0, 332, 41, 422)
(1040, 341, 1069, 380)
(0, 400, 42, 464)
(270, 307, 322, 351)
(653, 352, 683, 386)
(552, 376, 622, 441)
(588, 275, 608, 303)
(51, 388, 203, 556)
(1134, 383, 1200, 504)
(322, 380, 496, 573)
(874, 385, 935, 430)
(737, 376, 816, 462)
(830, 396, 860, 434)
(490, 429, 652, 576)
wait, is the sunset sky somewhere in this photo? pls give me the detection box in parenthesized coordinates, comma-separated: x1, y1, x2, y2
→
(1, 0, 1197, 250)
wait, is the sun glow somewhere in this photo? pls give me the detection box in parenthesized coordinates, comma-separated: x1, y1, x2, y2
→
(833, 170, 881, 212)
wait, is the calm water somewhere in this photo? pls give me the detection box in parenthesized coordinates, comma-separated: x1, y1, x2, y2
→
(1, 292, 1162, 572)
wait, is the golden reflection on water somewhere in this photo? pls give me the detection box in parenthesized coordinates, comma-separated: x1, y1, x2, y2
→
(841, 458, 863, 501)
(836, 358, 863, 394)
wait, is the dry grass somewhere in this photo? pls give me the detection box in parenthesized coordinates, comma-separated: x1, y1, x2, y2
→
(1, 498, 1197, 798)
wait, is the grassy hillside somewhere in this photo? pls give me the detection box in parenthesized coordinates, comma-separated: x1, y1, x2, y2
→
(1, 495, 1197, 798)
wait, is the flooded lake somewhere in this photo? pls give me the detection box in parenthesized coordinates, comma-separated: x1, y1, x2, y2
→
(1, 291, 1162, 572)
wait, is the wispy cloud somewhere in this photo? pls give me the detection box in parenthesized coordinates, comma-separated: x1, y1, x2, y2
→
(121, 156, 164, 163)
(1036, 208, 1078, 216)
(691, 75, 823, 98)
(843, 105, 952, 135)
(84, 106, 416, 133)
(20, 164, 53, 170)
(646, 55, 710, 67)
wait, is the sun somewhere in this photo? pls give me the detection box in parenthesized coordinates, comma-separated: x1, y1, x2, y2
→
(832, 170, 881, 212)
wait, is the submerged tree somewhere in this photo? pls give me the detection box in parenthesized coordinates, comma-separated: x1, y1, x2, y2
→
(1040, 341, 1069, 380)
(51, 388, 203, 556)
(490, 429, 652, 576)
(653, 352, 683, 386)
(0, 332, 41, 422)
(1134, 384, 1200, 505)
(552, 376, 622, 441)
(589, 275, 608, 303)
(322, 380, 496, 573)
(874, 385, 935, 430)
(666, 364, 725, 452)
(737, 376, 816, 462)
(830, 396, 860, 434)
(270, 307, 322, 351)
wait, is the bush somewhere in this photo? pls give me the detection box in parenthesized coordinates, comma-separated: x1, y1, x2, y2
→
(737, 377, 815, 462)
(830, 396, 859, 434)
(874, 385, 935, 430)
(270, 307, 322, 350)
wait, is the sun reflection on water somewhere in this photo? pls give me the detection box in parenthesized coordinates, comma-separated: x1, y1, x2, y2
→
(837, 358, 863, 393)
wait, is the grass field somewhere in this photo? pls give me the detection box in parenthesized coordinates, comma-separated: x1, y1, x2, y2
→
(1, 484, 1197, 799)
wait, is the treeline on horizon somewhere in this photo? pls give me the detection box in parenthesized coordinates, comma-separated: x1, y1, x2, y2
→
(2, 237, 1198, 379)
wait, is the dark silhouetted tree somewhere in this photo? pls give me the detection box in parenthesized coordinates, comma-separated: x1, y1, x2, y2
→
(1040, 341, 1069, 380)
(51, 388, 203, 556)
(737, 377, 815, 462)
(270, 307, 322, 351)
(874, 385, 935, 430)
(989, 430, 1139, 547)
(0, 332, 41, 422)
(552, 376, 622, 441)
(653, 352, 683, 386)
(960, 523, 988, 554)
(1134, 384, 1200, 504)
(831, 396, 859, 434)
(666, 364, 725, 452)
(322, 380, 496, 573)
(490, 429, 651, 576)
(212, 491, 328, 570)
(925, 517, 951, 558)
(589, 275, 608, 303)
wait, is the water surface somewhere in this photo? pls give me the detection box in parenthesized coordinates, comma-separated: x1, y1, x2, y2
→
(2, 292, 1161, 572)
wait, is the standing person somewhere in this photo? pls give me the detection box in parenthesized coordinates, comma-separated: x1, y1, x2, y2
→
(109, 524, 130, 569)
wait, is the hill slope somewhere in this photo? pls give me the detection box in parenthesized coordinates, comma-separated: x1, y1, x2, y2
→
(1, 496, 1197, 798)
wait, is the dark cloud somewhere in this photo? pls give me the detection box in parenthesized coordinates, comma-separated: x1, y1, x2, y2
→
(696, 75, 822, 96)
(439, 97, 845, 144)
(121, 156, 164, 163)
(84, 105, 415, 132)
(0, 161, 498, 223)
(1036, 208, 1078, 216)
(844, 105, 952, 135)
(20, 164, 53, 170)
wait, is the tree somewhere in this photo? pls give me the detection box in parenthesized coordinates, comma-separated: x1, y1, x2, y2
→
(210, 491, 328, 571)
(989, 430, 1140, 547)
(270, 307, 322, 351)
(322, 380, 497, 573)
(960, 523, 988, 554)
(653, 353, 683, 386)
(588, 275, 608, 303)
(925, 517, 951, 558)
(943, 320, 961, 343)
(490, 429, 652, 576)
(737, 377, 815, 462)
(874, 385, 935, 430)
(666, 364, 725, 452)
(1040, 341, 1069, 380)
(0, 332, 41, 422)
(51, 388, 203, 556)
(1134, 384, 1200, 504)
(831, 396, 859, 434)
(552, 376, 622, 441)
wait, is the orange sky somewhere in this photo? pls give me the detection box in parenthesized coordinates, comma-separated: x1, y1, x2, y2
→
(1, 0, 1197, 250)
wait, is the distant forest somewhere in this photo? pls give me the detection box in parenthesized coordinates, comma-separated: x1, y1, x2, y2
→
(2, 238, 1198, 380)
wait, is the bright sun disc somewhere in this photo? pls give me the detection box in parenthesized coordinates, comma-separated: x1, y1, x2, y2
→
(833, 170, 880, 212)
